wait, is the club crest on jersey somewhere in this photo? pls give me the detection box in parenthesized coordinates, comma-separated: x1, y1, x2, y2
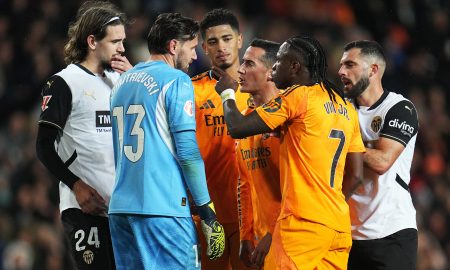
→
(41, 95, 52, 111)
(262, 97, 282, 113)
(371, 116, 382, 133)
(184, 100, 193, 117)
(83, 250, 94, 264)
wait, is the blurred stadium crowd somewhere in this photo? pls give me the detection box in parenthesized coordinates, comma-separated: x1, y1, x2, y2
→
(0, 0, 448, 269)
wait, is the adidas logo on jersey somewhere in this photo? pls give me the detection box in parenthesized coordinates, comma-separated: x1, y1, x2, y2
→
(199, 100, 216, 109)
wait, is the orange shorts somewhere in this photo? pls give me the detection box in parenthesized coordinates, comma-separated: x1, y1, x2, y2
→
(272, 215, 352, 270)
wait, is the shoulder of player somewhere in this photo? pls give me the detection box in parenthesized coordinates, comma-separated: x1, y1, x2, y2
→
(42, 75, 70, 95)
(191, 70, 215, 83)
(385, 99, 418, 121)
(278, 84, 303, 97)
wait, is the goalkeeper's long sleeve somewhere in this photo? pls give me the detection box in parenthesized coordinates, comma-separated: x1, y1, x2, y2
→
(173, 129, 225, 260)
(172, 129, 210, 206)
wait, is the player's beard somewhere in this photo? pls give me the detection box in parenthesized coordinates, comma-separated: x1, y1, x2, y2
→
(344, 75, 369, 99)
(217, 62, 232, 70)
(175, 58, 189, 73)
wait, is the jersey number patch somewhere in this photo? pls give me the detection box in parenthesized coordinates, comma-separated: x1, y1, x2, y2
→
(112, 105, 146, 162)
(74, 227, 100, 251)
(328, 129, 345, 187)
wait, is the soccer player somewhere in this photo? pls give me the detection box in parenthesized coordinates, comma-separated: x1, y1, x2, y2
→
(213, 36, 365, 270)
(339, 40, 418, 270)
(191, 8, 250, 270)
(35, 2, 131, 269)
(108, 13, 225, 270)
(235, 38, 281, 270)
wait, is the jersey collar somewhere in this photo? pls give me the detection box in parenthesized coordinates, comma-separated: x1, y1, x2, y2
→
(367, 89, 389, 110)
(75, 63, 96, 77)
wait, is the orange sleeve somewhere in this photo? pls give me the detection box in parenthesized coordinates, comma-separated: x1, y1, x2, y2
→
(237, 138, 254, 241)
(255, 85, 307, 130)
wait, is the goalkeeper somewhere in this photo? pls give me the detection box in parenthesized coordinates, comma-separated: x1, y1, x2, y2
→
(108, 13, 224, 270)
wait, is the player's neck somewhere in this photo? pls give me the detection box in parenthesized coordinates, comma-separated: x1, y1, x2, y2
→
(356, 83, 384, 107)
(223, 63, 240, 81)
(80, 59, 104, 76)
(149, 54, 174, 67)
(252, 85, 279, 107)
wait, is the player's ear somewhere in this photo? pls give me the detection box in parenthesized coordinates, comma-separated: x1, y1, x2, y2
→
(168, 39, 179, 55)
(202, 42, 207, 55)
(87, 35, 96, 50)
(291, 61, 301, 75)
(265, 69, 272, 81)
(369, 64, 379, 77)
(237, 33, 243, 49)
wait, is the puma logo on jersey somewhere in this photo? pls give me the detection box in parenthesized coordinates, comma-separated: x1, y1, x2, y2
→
(46, 80, 53, 89)
(84, 90, 96, 100)
(41, 95, 52, 111)
(404, 105, 413, 114)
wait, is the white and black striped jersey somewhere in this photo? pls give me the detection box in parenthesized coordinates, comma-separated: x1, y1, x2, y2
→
(38, 64, 119, 214)
(349, 90, 418, 240)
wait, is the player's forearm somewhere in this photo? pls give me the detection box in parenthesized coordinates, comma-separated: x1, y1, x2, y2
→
(363, 148, 393, 175)
(342, 152, 364, 200)
(223, 100, 251, 138)
(179, 158, 210, 206)
(36, 124, 80, 189)
(223, 100, 272, 139)
(173, 130, 210, 206)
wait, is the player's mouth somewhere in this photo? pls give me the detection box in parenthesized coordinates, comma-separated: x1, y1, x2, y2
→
(216, 54, 230, 61)
(341, 77, 353, 88)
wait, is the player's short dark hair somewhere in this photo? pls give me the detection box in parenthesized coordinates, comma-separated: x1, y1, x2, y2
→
(286, 35, 345, 104)
(64, 1, 127, 64)
(249, 38, 280, 68)
(147, 13, 199, 55)
(199, 8, 239, 39)
(344, 40, 387, 64)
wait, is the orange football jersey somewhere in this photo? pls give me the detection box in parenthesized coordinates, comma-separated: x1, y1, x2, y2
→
(255, 83, 365, 233)
(192, 71, 250, 223)
(237, 107, 281, 242)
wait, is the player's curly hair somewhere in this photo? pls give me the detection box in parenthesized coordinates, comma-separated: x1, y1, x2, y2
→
(147, 13, 199, 55)
(287, 36, 346, 104)
(64, 1, 127, 64)
(199, 8, 240, 39)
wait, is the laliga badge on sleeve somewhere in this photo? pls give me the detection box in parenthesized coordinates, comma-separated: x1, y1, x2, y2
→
(184, 100, 193, 117)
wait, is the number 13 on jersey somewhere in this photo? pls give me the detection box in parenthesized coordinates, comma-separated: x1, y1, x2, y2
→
(112, 105, 146, 162)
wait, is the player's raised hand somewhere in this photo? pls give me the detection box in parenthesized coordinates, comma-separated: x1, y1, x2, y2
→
(198, 201, 225, 260)
(72, 180, 107, 215)
(111, 54, 133, 74)
(212, 66, 238, 95)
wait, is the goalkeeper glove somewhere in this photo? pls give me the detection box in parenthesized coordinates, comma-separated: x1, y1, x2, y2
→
(198, 201, 225, 260)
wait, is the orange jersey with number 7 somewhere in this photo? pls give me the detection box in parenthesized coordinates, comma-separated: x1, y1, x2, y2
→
(192, 71, 251, 223)
(255, 83, 365, 233)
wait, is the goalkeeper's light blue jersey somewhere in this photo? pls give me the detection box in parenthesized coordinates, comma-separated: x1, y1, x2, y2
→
(109, 61, 195, 217)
